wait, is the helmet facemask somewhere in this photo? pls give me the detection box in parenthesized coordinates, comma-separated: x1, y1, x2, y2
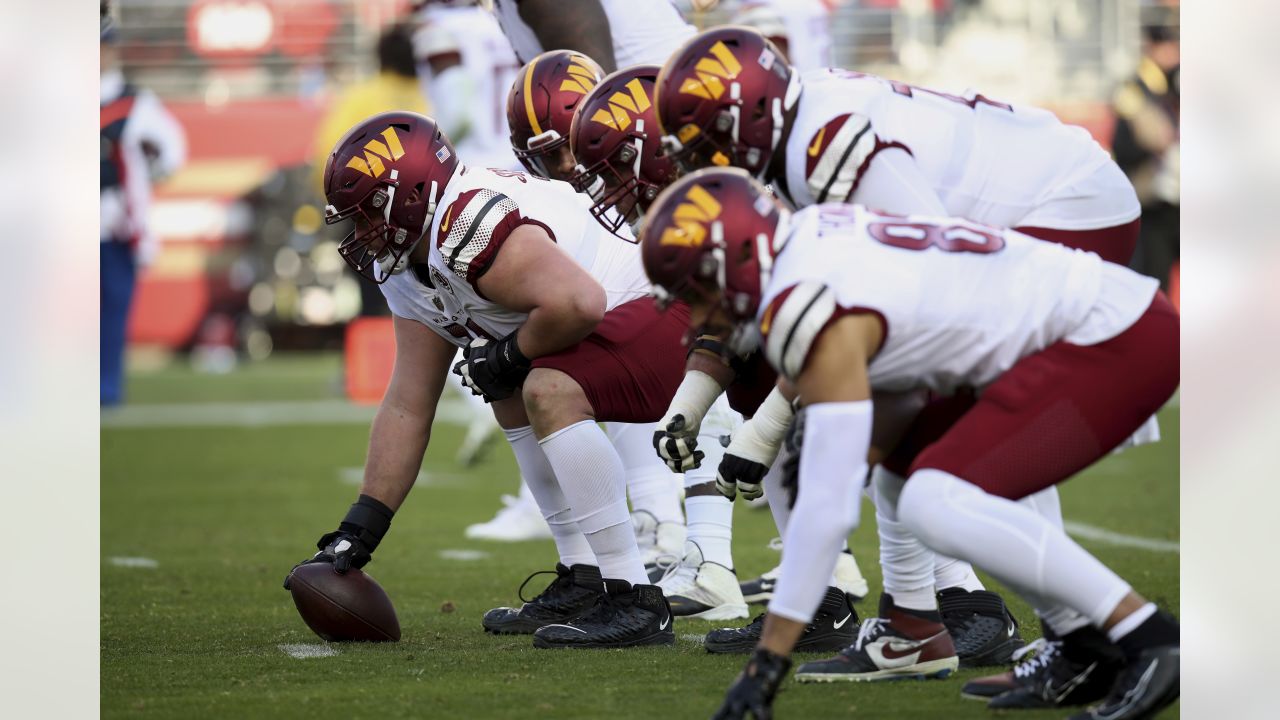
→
(327, 171, 432, 284)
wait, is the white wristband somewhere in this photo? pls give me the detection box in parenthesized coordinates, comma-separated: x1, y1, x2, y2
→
(728, 387, 793, 464)
(660, 370, 725, 428)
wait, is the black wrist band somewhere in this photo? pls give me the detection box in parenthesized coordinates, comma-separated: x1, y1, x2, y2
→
(338, 494, 395, 551)
(497, 330, 532, 370)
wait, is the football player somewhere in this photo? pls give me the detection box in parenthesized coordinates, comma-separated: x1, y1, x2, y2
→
(411, 0, 547, 541)
(654, 25, 1154, 682)
(489, 0, 694, 71)
(642, 169, 1180, 720)
(731, 0, 833, 72)
(567, 65, 753, 621)
(504, 49, 742, 594)
(290, 112, 689, 649)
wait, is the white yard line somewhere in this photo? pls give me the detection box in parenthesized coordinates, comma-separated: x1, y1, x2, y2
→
(1064, 521, 1179, 553)
(680, 634, 706, 645)
(278, 643, 338, 659)
(107, 556, 158, 569)
(102, 399, 471, 429)
(438, 549, 491, 561)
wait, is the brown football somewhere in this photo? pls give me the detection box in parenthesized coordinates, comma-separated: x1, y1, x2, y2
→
(286, 563, 401, 642)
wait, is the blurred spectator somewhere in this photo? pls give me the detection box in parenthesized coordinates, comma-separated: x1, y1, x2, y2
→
(1111, 8, 1179, 290)
(100, 15, 187, 406)
(731, 0, 833, 71)
(312, 22, 427, 316)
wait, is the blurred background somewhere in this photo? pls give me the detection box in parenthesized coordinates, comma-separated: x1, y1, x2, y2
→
(101, 0, 1179, 404)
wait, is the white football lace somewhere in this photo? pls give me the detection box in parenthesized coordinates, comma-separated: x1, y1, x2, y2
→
(1012, 638, 1061, 678)
(854, 618, 889, 651)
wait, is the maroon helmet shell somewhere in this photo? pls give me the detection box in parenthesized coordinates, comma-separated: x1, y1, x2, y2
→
(654, 26, 799, 179)
(323, 111, 458, 283)
(506, 50, 605, 180)
(640, 167, 785, 325)
(570, 65, 676, 240)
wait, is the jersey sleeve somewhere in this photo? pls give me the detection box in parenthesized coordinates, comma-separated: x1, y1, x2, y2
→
(759, 280, 838, 381)
(803, 112, 906, 204)
(435, 188, 524, 289)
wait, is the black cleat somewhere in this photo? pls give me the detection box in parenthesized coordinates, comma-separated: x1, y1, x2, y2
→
(532, 579, 675, 649)
(482, 563, 603, 635)
(938, 587, 1025, 668)
(1067, 645, 1179, 720)
(704, 586, 858, 654)
(739, 568, 778, 605)
(986, 626, 1126, 709)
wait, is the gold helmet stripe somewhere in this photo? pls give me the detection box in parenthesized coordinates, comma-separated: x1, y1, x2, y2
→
(523, 56, 544, 136)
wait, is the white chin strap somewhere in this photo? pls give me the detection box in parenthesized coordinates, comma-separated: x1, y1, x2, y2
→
(377, 175, 440, 279)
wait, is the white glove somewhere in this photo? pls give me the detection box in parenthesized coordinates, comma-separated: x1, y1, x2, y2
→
(653, 370, 724, 472)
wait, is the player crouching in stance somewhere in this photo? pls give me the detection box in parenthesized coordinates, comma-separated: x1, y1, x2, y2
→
(568, 64, 750, 621)
(640, 169, 1180, 720)
(288, 111, 679, 649)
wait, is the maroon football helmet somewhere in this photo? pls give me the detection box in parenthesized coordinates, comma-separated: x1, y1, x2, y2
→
(654, 26, 800, 178)
(507, 50, 605, 181)
(641, 167, 786, 343)
(570, 65, 677, 240)
(323, 111, 458, 284)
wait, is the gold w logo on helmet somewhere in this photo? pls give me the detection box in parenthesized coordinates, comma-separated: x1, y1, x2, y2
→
(345, 127, 406, 178)
(560, 56, 601, 95)
(590, 78, 652, 131)
(678, 41, 743, 100)
(659, 184, 722, 247)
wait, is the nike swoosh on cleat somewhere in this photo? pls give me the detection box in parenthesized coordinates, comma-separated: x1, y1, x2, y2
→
(1044, 661, 1097, 704)
(1008, 624, 1017, 638)
(541, 624, 587, 634)
(879, 630, 947, 661)
(659, 615, 670, 630)
(833, 613, 852, 630)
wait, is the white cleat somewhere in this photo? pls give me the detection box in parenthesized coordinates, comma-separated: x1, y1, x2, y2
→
(633, 510, 686, 582)
(456, 415, 500, 467)
(740, 539, 868, 604)
(833, 550, 870, 602)
(658, 541, 749, 620)
(465, 493, 553, 542)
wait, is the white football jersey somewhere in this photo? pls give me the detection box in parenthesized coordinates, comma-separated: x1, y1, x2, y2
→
(381, 166, 651, 346)
(490, 0, 694, 68)
(733, 0, 832, 72)
(779, 70, 1140, 231)
(413, 5, 522, 169)
(758, 205, 1159, 392)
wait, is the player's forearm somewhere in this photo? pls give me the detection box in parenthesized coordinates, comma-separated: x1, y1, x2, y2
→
(360, 399, 433, 512)
(516, 290, 605, 358)
(685, 344, 736, 388)
(518, 0, 617, 72)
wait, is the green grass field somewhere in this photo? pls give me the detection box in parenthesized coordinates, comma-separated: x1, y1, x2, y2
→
(102, 353, 1179, 719)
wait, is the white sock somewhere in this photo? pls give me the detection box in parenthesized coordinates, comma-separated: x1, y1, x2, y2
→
(1107, 602, 1157, 643)
(540, 421, 648, 586)
(1017, 486, 1092, 634)
(871, 465, 938, 611)
(503, 426, 595, 567)
(899, 469, 1131, 628)
(684, 495, 734, 567)
(934, 555, 986, 592)
(605, 422, 684, 525)
(762, 445, 793, 536)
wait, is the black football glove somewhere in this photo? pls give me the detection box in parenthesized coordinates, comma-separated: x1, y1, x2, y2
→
(711, 648, 792, 720)
(452, 330, 532, 402)
(716, 452, 769, 502)
(284, 494, 394, 588)
(779, 410, 805, 510)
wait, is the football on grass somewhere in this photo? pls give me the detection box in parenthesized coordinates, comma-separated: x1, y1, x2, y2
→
(286, 563, 401, 642)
